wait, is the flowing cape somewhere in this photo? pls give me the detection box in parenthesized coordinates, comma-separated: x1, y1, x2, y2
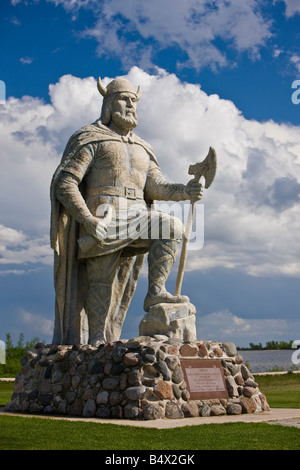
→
(50, 121, 158, 345)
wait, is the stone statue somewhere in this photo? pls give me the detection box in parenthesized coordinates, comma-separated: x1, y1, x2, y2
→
(50, 76, 203, 346)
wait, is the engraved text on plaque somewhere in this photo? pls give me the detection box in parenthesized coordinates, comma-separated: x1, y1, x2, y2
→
(181, 359, 229, 400)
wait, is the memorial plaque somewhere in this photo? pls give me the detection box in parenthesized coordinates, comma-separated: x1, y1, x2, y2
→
(180, 359, 229, 400)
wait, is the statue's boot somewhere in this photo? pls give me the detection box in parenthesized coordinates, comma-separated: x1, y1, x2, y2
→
(144, 239, 189, 312)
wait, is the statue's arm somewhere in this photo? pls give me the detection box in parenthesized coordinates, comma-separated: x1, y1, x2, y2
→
(144, 161, 190, 202)
(55, 144, 104, 238)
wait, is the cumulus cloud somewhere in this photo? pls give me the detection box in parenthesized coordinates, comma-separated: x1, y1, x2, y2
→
(0, 67, 299, 280)
(0, 76, 101, 267)
(197, 309, 300, 345)
(0, 224, 51, 266)
(0, 77, 101, 270)
(126, 67, 300, 277)
(46, 0, 272, 71)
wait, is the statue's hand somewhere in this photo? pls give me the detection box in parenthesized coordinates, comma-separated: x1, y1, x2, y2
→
(84, 215, 108, 242)
(95, 219, 109, 241)
(185, 180, 203, 202)
(84, 205, 113, 242)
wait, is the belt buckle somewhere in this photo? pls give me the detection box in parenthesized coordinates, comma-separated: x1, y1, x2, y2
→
(125, 187, 136, 199)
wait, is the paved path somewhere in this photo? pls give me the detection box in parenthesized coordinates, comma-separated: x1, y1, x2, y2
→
(1, 408, 300, 429)
(267, 418, 300, 428)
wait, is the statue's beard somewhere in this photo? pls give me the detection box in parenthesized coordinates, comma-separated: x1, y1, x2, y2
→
(111, 110, 138, 131)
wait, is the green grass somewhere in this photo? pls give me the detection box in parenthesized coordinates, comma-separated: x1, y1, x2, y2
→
(0, 382, 14, 407)
(1, 373, 299, 450)
(254, 373, 300, 409)
(0, 415, 299, 450)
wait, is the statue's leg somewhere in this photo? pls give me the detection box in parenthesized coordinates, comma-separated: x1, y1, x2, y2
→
(143, 239, 189, 312)
(85, 251, 121, 346)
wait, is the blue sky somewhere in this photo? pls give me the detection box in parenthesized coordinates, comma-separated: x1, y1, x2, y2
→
(0, 0, 299, 348)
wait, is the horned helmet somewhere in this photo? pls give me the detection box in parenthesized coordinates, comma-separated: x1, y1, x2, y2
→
(97, 77, 142, 101)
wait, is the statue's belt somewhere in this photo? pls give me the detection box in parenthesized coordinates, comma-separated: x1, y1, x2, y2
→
(87, 186, 144, 200)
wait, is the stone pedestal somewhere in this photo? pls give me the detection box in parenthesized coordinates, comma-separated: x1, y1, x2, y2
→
(139, 303, 196, 342)
(5, 338, 270, 420)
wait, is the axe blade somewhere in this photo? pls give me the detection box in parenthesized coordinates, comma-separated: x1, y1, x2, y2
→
(188, 146, 217, 189)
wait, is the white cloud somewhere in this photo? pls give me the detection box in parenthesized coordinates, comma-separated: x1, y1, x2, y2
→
(197, 309, 300, 345)
(0, 98, 55, 235)
(0, 76, 102, 268)
(0, 67, 299, 280)
(273, 47, 284, 58)
(10, 16, 21, 26)
(0, 76, 101, 235)
(0, 225, 52, 265)
(19, 309, 53, 337)
(281, 0, 300, 17)
(290, 54, 300, 73)
(0, 224, 25, 246)
(19, 57, 34, 65)
(47, 74, 102, 144)
(48, 0, 272, 71)
(0, 268, 41, 276)
(126, 67, 300, 278)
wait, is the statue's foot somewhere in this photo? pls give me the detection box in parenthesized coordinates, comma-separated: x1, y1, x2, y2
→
(89, 339, 105, 348)
(144, 291, 189, 312)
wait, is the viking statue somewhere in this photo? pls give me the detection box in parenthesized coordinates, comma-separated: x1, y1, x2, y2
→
(50, 76, 203, 346)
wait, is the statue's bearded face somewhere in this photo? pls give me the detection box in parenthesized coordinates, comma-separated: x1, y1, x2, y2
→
(110, 92, 138, 131)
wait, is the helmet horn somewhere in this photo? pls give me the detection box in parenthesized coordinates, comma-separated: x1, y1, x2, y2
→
(97, 77, 107, 97)
(136, 86, 142, 101)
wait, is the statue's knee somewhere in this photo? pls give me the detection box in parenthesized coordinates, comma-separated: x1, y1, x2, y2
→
(172, 216, 184, 239)
(163, 215, 184, 240)
(156, 213, 184, 240)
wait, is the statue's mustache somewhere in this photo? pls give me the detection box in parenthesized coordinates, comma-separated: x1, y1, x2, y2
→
(113, 110, 138, 123)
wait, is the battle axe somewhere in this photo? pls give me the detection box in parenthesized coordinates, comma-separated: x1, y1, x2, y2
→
(175, 146, 217, 296)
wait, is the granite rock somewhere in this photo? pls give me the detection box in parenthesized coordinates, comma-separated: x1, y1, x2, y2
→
(5, 339, 269, 421)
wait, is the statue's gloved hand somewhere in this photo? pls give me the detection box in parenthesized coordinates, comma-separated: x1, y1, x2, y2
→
(184, 180, 203, 202)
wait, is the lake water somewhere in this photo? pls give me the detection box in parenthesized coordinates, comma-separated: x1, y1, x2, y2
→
(239, 349, 300, 373)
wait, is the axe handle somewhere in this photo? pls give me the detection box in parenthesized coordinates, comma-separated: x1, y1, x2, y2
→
(175, 199, 197, 296)
(175, 170, 202, 296)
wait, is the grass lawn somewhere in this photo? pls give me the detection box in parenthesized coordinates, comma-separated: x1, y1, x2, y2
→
(254, 373, 300, 409)
(0, 373, 299, 450)
(0, 415, 299, 450)
(0, 382, 14, 408)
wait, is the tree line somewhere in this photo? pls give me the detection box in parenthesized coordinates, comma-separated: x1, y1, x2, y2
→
(238, 340, 294, 351)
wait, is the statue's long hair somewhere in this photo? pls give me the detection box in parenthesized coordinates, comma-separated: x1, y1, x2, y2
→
(100, 96, 114, 125)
